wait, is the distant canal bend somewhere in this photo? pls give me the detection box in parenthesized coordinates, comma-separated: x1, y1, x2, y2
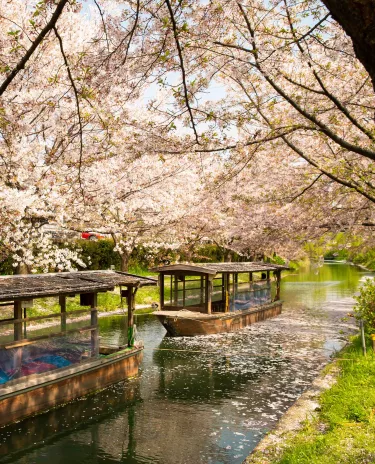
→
(0, 263, 372, 464)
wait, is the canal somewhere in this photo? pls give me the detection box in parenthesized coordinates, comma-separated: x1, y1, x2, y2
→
(0, 263, 372, 464)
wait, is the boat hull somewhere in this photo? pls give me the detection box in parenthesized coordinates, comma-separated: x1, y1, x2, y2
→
(0, 347, 143, 427)
(155, 301, 282, 336)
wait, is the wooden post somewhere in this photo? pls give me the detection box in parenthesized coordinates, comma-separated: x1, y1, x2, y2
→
(90, 293, 99, 357)
(13, 301, 23, 370)
(59, 295, 67, 331)
(23, 307, 27, 338)
(223, 274, 229, 313)
(173, 275, 178, 306)
(221, 273, 225, 302)
(182, 275, 186, 307)
(14, 301, 23, 341)
(225, 274, 230, 313)
(205, 276, 212, 315)
(170, 275, 173, 305)
(160, 273, 165, 310)
(127, 286, 138, 347)
(275, 271, 281, 300)
(233, 274, 238, 304)
(200, 275, 204, 305)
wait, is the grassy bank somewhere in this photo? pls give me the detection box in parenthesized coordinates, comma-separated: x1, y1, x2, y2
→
(250, 337, 375, 464)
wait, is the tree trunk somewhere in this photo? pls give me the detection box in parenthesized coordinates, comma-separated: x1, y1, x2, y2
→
(120, 253, 129, 272)
(224, 250, 233, 262)
(322, 0, 375, 91)
(15, 263, 29, 275)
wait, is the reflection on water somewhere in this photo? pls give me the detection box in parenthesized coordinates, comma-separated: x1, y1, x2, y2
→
(0, 263, 372, 464)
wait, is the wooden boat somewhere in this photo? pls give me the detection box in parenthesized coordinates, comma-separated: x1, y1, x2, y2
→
(0, 270, 156, 426)
(0, 345, 143, 427)
(0, 371, 141, 458)
(151, 262, 288, 336)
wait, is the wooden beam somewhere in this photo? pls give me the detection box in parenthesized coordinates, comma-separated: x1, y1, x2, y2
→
(127, 286, 138, 347)
(275, 271, 281, 300)
(91, 293, 99, 357)
(0, 308, 94, 326)
(224, 273, 229, 313)
(160, 273, 165, 310)
(59, 294, 67, 331)
(205, 276, 212, 315)
(173, 275, 178, 305)
(13, 301, 23, 341)
(182, 275, 186, 307)
(13, 300, 23, 370)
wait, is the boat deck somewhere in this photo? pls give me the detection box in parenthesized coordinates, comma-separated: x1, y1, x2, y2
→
(154, 302, 281, 320)
(154, 310, 221, 319)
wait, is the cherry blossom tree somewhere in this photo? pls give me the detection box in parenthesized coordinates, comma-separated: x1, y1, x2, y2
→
(1, 0, 375, 273)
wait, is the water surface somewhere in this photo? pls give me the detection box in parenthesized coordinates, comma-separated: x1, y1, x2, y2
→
(0, 263, 372, 464)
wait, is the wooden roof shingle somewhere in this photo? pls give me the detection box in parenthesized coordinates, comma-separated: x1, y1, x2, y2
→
(0, 271, 156, 302)
(150, 261, 289, 275)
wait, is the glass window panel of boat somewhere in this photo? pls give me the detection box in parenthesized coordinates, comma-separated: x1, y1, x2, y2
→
(0, 311, 93, 345)
(0, 331, 92, 386)
(212, 274, 223, 302)
(236, 273, 251, 294)
(180, 275, 204, 306)
(163, 274, 172, 304)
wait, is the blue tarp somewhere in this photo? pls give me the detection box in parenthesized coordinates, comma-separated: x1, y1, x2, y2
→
(0, 369, 9, 384)
(34, 355, 71, 368)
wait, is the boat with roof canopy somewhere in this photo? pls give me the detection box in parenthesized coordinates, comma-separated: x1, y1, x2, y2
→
(151, 262, 288, 336)
(0, 270, 156, 426)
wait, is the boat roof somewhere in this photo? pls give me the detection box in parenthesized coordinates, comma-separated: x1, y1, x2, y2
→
(150, 262, 289, 275)
(0, 270, 156, 302)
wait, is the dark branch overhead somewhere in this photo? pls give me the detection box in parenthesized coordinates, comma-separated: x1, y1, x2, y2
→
(0, 271, 156, 302)
(150, 262, 289, 275)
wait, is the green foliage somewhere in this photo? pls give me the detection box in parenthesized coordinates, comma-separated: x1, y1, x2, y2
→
(304, 239, 327, 261)
(72, 239, 121, 270)
(0, 254, 14, 275)
(354, 278, 375, 332)
(351, 248, 375, 271)
(191, 244, 226, 262)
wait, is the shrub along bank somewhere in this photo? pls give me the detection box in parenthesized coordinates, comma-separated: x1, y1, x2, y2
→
(249, 336, 375, 464)
(72, 240, 248, 271)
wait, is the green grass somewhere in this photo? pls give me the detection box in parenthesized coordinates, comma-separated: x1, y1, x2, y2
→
(257, 337, 375, 464)
(24, 286, 160, 316)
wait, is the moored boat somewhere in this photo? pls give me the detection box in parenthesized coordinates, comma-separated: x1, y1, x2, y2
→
(0, 270, 156, 426)
(151, 262, 288, 336)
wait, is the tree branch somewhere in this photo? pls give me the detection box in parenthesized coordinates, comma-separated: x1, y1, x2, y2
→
(0, 0, 69, 96)
(283, 0, 375, 142)
(53, 26, 85, 198)
(165, 0, 200, 144)
(235, 2, 375, 162)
